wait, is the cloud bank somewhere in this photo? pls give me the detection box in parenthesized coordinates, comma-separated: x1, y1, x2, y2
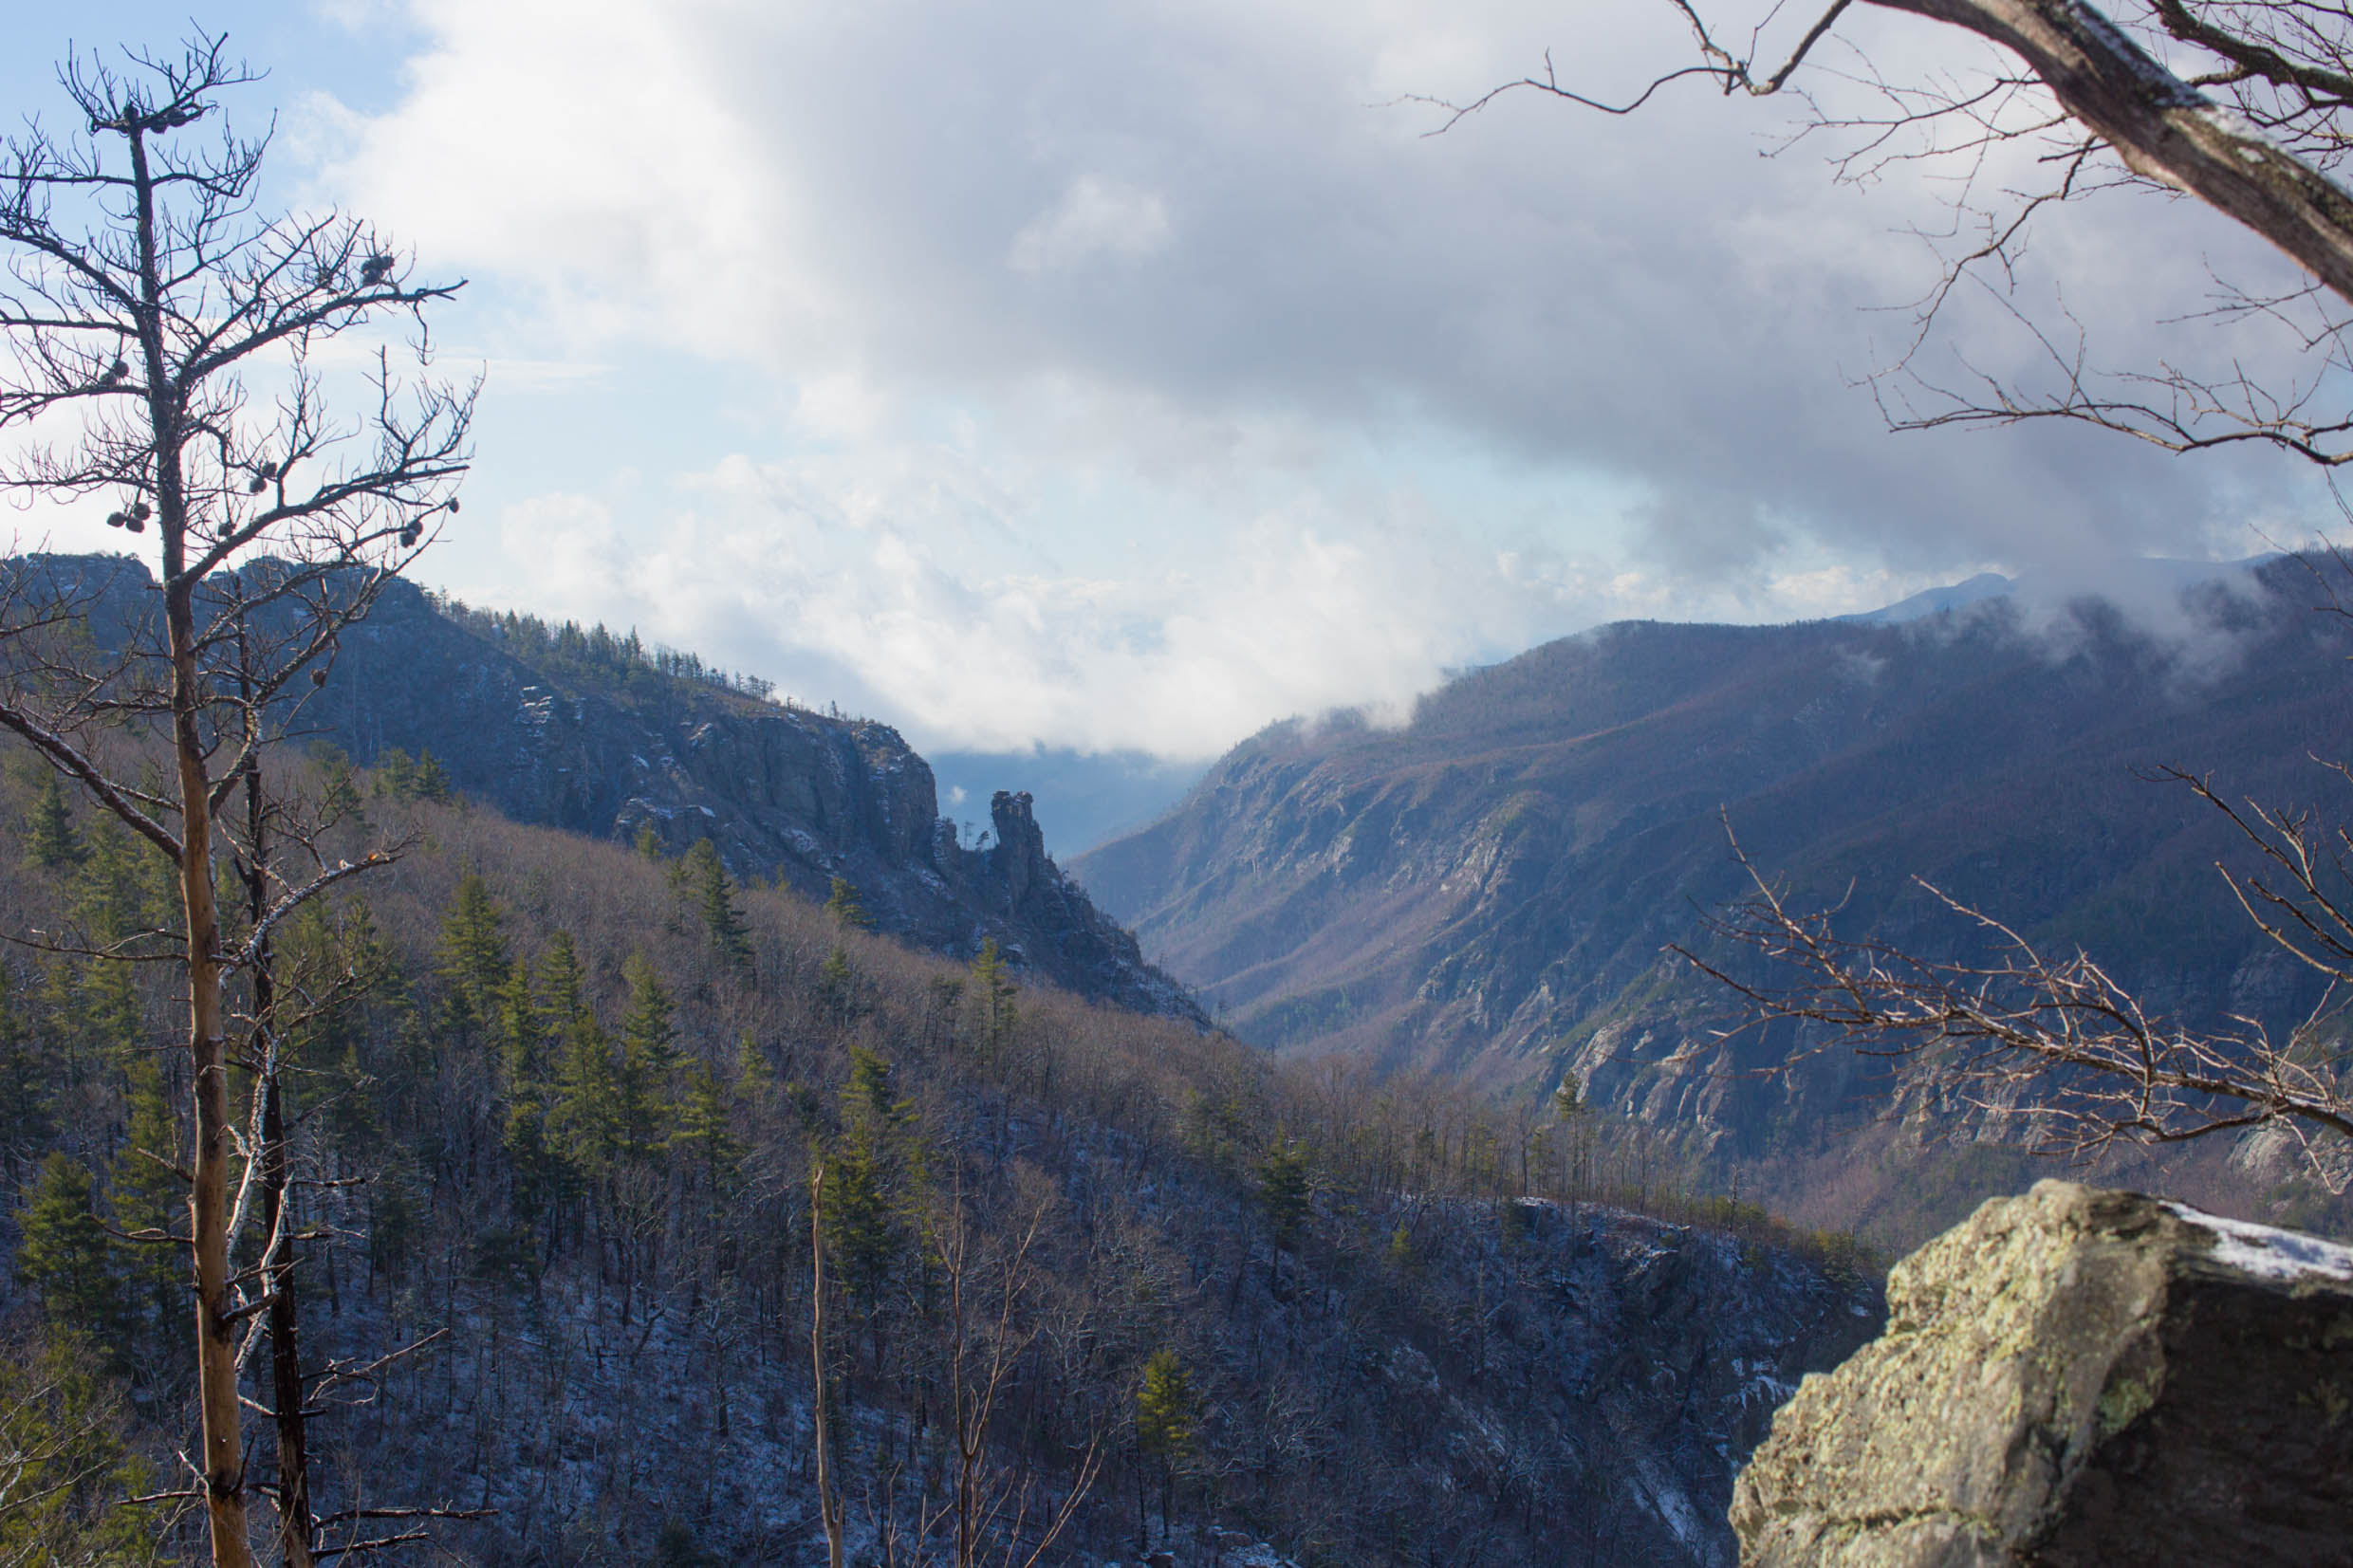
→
(275, 0, 2341, 756)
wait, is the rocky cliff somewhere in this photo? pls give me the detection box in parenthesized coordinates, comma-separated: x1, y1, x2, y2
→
(26, 552, 1201, 1020)
(1072, 560, 2353, 1220)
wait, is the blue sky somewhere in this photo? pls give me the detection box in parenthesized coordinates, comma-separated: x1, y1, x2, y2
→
(9, 0, 2337, 761)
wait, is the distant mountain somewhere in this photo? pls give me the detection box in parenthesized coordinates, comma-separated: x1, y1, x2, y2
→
(23, 553, 1202, 1022)
(1836, 555, 2284, 626)
(1071, 556, 2353, 1203)
(1836, 571, 2012, 624)
(926, 746, 1207, 857)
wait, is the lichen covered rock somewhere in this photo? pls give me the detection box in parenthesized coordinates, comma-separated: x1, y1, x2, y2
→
(1732, 1179, 2353, 1566)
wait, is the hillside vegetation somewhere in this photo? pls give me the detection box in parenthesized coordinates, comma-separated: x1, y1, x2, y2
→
(0, 744, 1879, 1567)
(1074, 561, 2353, 1241)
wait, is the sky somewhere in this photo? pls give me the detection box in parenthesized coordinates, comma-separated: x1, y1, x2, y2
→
(6, 0, 2343, 764)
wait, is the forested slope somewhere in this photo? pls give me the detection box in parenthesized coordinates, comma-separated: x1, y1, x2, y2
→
(1073, 560, 2353, 1238)
(0, 748, 1879, 1567)
(17, 552, 1195, 1021)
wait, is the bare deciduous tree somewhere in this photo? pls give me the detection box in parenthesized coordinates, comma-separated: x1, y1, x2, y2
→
(0, 34, 472, 1568)
(1426, 0, 2353, 464)
(1679, 802, 2353, 1185)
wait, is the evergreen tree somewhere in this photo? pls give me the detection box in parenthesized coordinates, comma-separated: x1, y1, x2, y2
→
(617, 953, 681, 1158)
(972, 939, 1019, 1054)
(16, 1154, 121, 1342)
(680, 839, 753, 975)
(1256, 1137, 1313, 1252)
(735, 1031, 773, 1107)
(0, 1337, 163, 1566)
(72, 817, 168, 942)
(670, 1063, 743, 1196)
(1135, 1349, 1198, 1460)
(818, 946, 857, 1024)
(537, 930, 590, 1026)
(823, 876, 870, 932)
(437, 873, 510, 1031)
(112, 1053, 186, 1351)
(1134, 1348, 1201, 1537)
(634, 821, 664, 861)
(821, 1047, 926, 1333)
(25, 773, 82, 869)
(493, 959, 545, 1102)
(549, 1014, 623, 1172)
(0, 967, 50, 1171)
(411, 750, 452, 802)
(370, 747, 417, 799)
(491, 958, 565, 1219)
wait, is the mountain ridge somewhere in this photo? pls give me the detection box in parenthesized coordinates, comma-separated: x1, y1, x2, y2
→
(20, 551, 1203, 1022)
(1070, 558, 2353, 1212)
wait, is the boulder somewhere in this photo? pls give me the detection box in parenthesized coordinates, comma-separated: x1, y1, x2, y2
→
(1732, 1179, 2353, 1566)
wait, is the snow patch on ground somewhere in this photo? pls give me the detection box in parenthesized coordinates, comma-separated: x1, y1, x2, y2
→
(2165, 1202, 2353, 1285)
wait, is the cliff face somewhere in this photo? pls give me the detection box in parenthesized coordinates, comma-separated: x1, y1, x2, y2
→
(1072, 562, 2353, 1158)
(31, 553, 1200, 1021)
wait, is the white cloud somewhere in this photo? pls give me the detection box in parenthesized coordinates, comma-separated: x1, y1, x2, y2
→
(1009, 178, 1174, 275)
(457, 435, 1991, 759)
(310, 0, 2338, 758)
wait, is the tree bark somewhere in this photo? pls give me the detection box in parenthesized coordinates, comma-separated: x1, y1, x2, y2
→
(810, 1164, 845, 1568)
(134, 101, 253, 1564)
(242, 673, 314, 1568)
(1865, 0, 2353, 304)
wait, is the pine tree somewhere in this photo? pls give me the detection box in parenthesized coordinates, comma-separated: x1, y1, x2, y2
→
(0, 966, 50, 1168)
(617, 954, 681, 1158)
(1256, 1137, 1313, 1252)
(824, 876, 871, 932)
(16, 1154, 121, 1343)
(492, 958, 565, 1219)
(437, 873, 510, 1032)
(670, 1063, 743, 1196)
(820, 1047, 926, 1338)
(113, 1053, 187, 1353)
(72, 817, 169, 942)
(25, 773, 82, 869)
(411, 750, 452, 802)
(1134, 1348, 1201, 1538)
(972, 939, 1019, 1054)
(680, 839, 753, 976)
(634, 821, 664, 861)
(537, 930, 589, 1026)
(370, 747, 417, 799)
(735, 1031, 773, 1106)
(818, 946, 856, 1024)
(0, 1337, 162, 1564)
(549, 1014, 623, 1172)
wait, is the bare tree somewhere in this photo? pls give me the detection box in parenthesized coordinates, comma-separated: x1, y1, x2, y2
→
(1417, 0, 2353, 1181)
(1678, 805, 2353, 1184)
(927, 1177, 1102, 1568)
(0, 34, 471, 1568)
(1424, 0, 2353, 464)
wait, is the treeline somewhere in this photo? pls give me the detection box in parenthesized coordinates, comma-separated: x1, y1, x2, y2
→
(0, 747, 1877, 1567)
(427, 593, 784, 707)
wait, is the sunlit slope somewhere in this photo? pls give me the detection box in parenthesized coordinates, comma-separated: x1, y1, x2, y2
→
(1073, 563, 2353, 1133)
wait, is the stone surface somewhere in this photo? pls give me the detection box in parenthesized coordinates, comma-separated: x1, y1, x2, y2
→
(1732, 1179, 2353, 1567)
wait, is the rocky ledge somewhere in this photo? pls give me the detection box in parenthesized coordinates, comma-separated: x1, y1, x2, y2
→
(1733, 1179, 2353, 1566)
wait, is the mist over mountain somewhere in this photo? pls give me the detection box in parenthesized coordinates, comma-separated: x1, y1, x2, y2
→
(1070, 557, 2353, 1231)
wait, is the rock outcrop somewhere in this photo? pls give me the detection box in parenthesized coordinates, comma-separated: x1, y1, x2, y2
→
(1732, 1180, 2353, 1566)
(20, 553, 1202, 1021)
